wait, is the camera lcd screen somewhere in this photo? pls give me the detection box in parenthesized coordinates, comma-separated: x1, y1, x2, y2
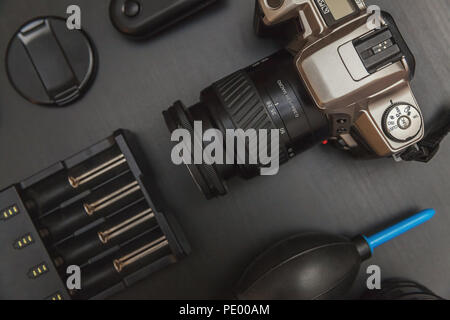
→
(325, 0, 355, 20)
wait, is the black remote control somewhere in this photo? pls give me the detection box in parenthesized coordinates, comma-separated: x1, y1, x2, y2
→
(110, 0, 218, 39)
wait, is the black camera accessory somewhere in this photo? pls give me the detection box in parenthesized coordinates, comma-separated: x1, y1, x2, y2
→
(0, 130, 189, 300)
(361, 279, 443, 300)
(236, 209, 434, 300)
(110, 0, 218, 39)
(164, 50, 329, 199)
(6, 17, 97, 107)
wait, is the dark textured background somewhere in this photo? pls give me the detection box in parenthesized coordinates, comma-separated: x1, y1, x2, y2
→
(0, 0, 448, 299)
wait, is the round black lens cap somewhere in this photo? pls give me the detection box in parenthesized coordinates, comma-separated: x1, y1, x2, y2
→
(6, 17, 97, 107)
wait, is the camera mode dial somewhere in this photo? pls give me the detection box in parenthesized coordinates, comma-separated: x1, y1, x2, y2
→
(382, 103, 422, 143)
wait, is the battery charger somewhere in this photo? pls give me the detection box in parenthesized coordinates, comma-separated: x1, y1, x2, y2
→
(0, 130, 189, 300)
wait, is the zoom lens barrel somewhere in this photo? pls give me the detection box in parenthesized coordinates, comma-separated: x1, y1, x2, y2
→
(164, 50, 329, 199)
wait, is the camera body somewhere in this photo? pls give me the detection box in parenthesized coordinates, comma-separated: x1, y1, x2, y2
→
(256, 0, 424, 157)
(164, 0, 440, 199)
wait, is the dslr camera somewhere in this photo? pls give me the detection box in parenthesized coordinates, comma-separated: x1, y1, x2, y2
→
(164, 0, 441, 199)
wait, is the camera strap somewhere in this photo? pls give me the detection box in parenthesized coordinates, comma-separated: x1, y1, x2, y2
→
(401, 111, 450, 163)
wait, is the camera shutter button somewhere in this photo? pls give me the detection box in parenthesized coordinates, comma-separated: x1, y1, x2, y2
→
(382, 103, 422, 143)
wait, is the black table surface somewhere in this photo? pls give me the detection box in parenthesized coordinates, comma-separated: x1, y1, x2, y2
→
(0, 0, 449, 299)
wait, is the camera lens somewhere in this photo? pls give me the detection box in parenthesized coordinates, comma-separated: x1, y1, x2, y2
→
(163, 50, 329, 199)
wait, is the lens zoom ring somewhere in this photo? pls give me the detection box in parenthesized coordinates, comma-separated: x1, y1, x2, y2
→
(214, 71, 271, 131)
(213, 71, 289, 165)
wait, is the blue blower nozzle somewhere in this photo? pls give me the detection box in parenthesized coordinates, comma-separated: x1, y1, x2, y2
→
(363, 209, 435, 253)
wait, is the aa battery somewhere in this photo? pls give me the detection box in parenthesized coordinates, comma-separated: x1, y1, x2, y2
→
(113, 236, 168, 272)
(54, 207, 155, 265)
(77, 233, 169, 298)
(76, 260, 122, 299)
(68, 154, 127, 188)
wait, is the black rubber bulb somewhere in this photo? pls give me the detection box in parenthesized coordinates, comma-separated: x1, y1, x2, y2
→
(236, 209, 435, 300)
